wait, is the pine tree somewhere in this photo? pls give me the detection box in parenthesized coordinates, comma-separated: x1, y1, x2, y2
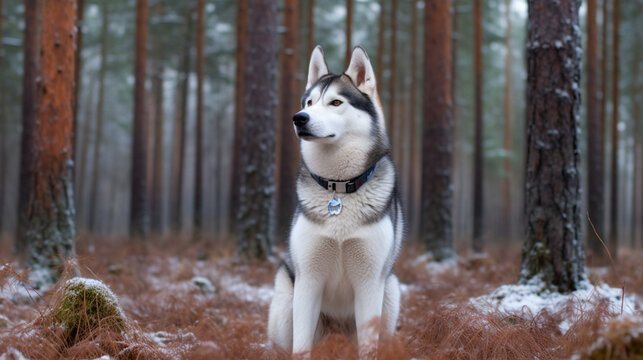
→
(472, 0, 484, 253)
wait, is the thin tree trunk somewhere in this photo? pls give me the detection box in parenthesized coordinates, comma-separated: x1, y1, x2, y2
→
(586, 0, 605, 261)
(194, 0, 205, 240)
(26, 0, 77, 287)
(502, 0, 513, 242)
(472, 0, 484, 253)
(130, 0, 149, 237)
(407, 0, 418, 239)
(88, 2, 108, 232)
(170, 4, 193, 234)
(76, 75, 96, 229)
(276, 0, 300, 240)
(229, 0, 248, 233)
(388, 0, 397, 137)
(0, 0, 5, 234)
(150, 1, 165, 234)
(16, 0, 43, 255)
(345, 0, 352, 68)
(307, 0, 314, 55)
(237, 0, 277, 260)
(608, 0, 620, 255)
(600, 0, 608, 236)
(376, 0, 385, 92)
(520, 0, 584, 293)
(421, 0, 453, 261)
(72, 0, 84, 167)
(633, 37, 641, 247)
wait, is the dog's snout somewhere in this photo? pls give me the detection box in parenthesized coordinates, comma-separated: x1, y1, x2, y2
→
(293, 112, 310, 127)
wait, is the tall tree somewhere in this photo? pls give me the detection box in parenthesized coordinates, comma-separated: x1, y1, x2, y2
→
(502, 0, 513, 240)
(0, 0, 5, 234)
(88, 1, 108, 232)
(194, 0, 205, 239)
(407, 0, 419, 238)
(388, 0, 397, 155)
(632, 31, 641, 247)
(376, 0, 385, 91)
(276, 0, 300, 238)
(586, 0, 605, 260)
(472, 0, 484, 253)
(307, 0, 315, 55)
(608, 0, 620, 255)
(237, 0, 277, 259)
(150, 2, 165, 234)
(421, 0, 453, 261)
(16, 0, 43, 255)
(520, 0, 584, 293)
(170, 4, 193, 233)
(130, 0, 150, 237)
(229, 0, 248, 233)
(25, 0, 77, 286)
(72, 0, 84, 163)
(344, 0, 352, 68)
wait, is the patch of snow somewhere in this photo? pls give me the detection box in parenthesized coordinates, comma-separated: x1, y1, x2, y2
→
(472, 275, 641, 333)
(219, 275, 273, 303)
(190, 276, 215, 293)
(0, 348, 29, 360)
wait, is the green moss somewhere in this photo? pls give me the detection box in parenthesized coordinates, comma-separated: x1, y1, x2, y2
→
(53, 278, 125, 344)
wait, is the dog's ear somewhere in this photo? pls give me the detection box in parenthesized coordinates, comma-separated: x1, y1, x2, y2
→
(306, 46, 329, 90)
(345, 46, 377, 97)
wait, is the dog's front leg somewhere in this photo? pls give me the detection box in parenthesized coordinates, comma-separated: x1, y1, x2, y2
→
(354, 280, 385, 354)
(292, 275, 322, 355)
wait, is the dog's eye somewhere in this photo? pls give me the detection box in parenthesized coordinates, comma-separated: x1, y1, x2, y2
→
(330, 100, 343, 107)
(307, 99, 312, 107)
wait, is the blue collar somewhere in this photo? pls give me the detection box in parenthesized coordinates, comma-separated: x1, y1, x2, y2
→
(309, 161, 378, 194)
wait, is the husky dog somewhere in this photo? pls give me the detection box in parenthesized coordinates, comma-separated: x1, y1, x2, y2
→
(267, 46, 404, 355)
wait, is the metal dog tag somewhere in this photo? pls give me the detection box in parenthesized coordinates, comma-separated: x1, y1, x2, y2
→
(328, 193, 342, 215)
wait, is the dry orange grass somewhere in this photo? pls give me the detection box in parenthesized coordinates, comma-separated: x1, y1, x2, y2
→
(1, 235, 641, 359)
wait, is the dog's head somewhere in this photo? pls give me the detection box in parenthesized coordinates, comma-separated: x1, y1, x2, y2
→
(293, 46, 387, 146)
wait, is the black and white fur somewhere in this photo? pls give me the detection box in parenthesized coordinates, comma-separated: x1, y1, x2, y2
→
(267, 46, 404, 355)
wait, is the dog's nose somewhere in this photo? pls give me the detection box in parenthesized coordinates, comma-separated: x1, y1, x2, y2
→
(293, 112, 310, 127)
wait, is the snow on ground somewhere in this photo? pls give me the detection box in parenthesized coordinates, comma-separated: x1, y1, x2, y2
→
(0, 348, 29, 360)
(471, 274, 642, 333)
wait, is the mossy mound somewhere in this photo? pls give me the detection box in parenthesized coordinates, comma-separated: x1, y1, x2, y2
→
(53, 277, 125, 344)
(586, 318, 643, 359)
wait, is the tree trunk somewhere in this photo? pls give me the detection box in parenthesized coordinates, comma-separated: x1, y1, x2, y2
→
(276, 0, 300, 240)
(407, 0, 418, 239)
(345, 0, 352, 68)
(388, 0, 397, 138)
(194, 0, 205, 240)
(88, 2, 108, 233)
(472, 0, 484, 253)
(25, 0, 77, 287)
(72, 0, 84, 167)
(585, 0, 605, 261)
(0, 0, 5, 234)
(502, 0, 513, 242)
(236, 0, 277, 260)
(170, 4, 193, 234)
(520, 0, 584, 293)
(76, 75, 96, 229)
(130, 0, 149, 237)
(421, 0, 453, 261)
(632, 36, 641, 248)
(376, 0, 385, 92)
(16, 0, 43, 255)
(229, 0, 248, 233)
(307, 0, 315, 55)
(608, 0, 620, 256)
(150, 1, 165, 234)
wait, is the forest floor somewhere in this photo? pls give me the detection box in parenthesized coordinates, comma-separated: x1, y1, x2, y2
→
(1, 235, 642, 359)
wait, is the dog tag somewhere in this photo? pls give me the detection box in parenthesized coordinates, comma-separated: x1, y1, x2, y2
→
(328, 193, 342, 215)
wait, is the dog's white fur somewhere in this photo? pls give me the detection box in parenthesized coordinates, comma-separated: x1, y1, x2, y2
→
(268, 46, 402, 355)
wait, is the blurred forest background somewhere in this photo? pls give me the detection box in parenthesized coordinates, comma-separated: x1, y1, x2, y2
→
(0, 0, 641, 259)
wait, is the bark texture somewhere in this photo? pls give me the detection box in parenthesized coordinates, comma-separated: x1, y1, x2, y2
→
(585, 0, 605, 260)
(150, 1, 165, 234)
(472, 0, 484, 253)
(0, 0, 5, 234)
(520, 0, 585, 293)
(344, 0, 352, 68)
(16, 0, 43, 255)
(237, 0, 277, 260)
(421, 0, 453, 261)
(194, 0, 205, 239)
(407, 0, 419, 239)
(72, 0, 84, 168)
(608, 0, 620, 255)
(229, 0, 248, 233)
(130, 0, 149, 237)
(276, 0, 300, 240)
(26, 0, 77, 286)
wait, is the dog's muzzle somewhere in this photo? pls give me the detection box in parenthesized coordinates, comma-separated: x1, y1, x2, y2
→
(293, 112, 310, 128)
